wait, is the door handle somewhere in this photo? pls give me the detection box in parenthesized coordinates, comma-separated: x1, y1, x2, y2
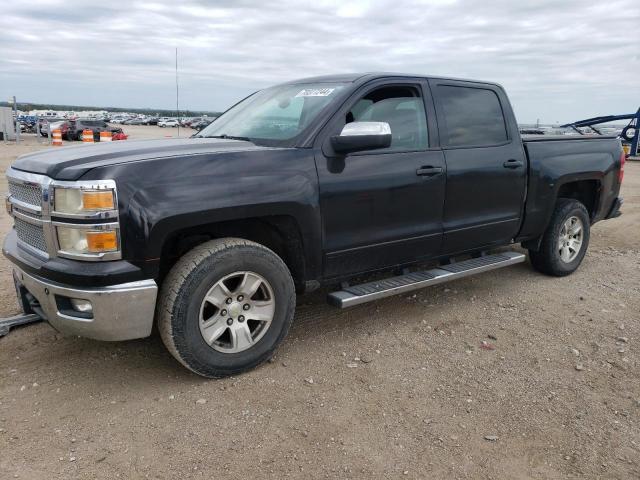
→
(503, 159, 524, 169)
(416, 166, 443, 177)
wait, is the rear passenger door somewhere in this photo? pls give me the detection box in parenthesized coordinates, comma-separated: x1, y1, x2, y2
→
(430, 80, 527, 254)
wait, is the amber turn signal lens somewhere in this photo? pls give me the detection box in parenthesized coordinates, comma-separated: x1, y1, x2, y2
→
(86, 231, 118, 252)
(82, 191, 114, 210)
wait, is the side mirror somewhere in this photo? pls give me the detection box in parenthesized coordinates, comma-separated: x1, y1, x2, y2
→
(331, 121, 392, 154)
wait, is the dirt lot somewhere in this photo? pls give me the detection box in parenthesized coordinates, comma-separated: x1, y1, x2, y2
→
(1, 130, 638, 479)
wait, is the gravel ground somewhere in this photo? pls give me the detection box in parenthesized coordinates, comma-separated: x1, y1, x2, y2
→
(1, 130, 638, 479)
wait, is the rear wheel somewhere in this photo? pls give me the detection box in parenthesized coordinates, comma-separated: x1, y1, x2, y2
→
(158, 238, 296, 378)
(528, 198, 590, 276)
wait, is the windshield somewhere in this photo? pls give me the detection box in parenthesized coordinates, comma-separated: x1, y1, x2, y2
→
(196, 82, 347, 145)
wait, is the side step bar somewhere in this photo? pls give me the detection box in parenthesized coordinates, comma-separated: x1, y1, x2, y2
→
(327, 251, 526, 308)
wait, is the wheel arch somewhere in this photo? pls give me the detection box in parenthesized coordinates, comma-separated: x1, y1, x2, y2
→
(521, 176, 601, 251)
(555, 178, 601, 220)
(157, 215, 308, 292)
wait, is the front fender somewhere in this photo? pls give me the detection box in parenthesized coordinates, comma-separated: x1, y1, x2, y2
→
(109, 149, 322, 279)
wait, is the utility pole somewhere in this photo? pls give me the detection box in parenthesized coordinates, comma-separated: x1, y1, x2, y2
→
(175, 47, 180, 137)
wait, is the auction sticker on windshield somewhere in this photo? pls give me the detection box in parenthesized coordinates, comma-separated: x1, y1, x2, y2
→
(295, 88, 335, 97)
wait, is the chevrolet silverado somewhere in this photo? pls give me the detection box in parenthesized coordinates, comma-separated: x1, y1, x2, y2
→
(4, 73, 624, 377)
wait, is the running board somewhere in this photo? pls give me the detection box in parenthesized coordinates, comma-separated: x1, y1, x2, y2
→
(327, 252, 526, 308)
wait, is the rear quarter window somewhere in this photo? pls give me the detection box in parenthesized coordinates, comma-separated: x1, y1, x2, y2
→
(436, 85, 508, 147)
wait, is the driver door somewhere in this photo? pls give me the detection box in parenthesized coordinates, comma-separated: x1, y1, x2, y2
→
(315, 81, 446, 279)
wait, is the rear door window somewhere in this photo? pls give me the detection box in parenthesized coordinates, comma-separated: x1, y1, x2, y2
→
(436, 85, 508, 147)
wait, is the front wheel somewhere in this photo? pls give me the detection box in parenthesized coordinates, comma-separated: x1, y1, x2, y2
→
(528, 198, 590, 276)
(158, 238, 296, 378)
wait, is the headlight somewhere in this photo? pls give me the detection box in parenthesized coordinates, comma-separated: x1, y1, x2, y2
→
(50, 180, 120, 261)
(54, 187, 115, 214)
(57, 226, 119, 255)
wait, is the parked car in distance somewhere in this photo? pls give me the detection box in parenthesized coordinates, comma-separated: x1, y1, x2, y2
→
(67, 119, 118, 141)
(191, 119, 213, 131)
(38, 118, 67, 137)
(5, 73, 624, 378)
(125, 118, 147, 126)
(158, 118, 180, 127)
(18, 116, 37, 133)
(145, 117, 159, 125)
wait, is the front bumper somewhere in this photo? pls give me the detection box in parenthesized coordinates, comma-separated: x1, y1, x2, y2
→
(12, 266, 158, 341)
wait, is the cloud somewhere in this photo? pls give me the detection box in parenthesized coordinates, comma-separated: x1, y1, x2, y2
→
(0, 0, 638, 122)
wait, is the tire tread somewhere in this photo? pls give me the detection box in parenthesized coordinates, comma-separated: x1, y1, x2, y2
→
(158, 238, 295, 377)
(528, 198, 590, 277)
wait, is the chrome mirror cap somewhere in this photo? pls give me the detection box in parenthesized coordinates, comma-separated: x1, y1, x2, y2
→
(340, 121, 391, 137)
(331, 121, 393, 154)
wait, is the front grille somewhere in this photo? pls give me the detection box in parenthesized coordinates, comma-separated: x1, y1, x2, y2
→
(14, 218, 47, 253)
(8, 180, 42, 207)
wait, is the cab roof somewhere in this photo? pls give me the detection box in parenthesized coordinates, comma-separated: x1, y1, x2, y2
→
(282, 72, 502, 89)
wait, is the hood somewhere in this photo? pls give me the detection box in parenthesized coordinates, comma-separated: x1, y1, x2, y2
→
(11, 137, 276, 180)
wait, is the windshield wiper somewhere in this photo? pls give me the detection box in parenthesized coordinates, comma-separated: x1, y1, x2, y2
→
(204, 134, 253, 142)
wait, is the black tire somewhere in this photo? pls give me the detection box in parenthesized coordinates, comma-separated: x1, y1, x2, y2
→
(158, 238, 296, 378)
(528, 198, 590, 276)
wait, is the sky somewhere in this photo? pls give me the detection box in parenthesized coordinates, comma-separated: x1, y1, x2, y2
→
(1, 0, 638, 123)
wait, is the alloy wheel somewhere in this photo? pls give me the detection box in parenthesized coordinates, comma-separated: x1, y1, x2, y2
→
(558, 216, 583, 263)
(198, 271, 275, 353)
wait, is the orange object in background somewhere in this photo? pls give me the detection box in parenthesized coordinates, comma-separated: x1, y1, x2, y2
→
(82, 129, 94, 143)
(52, 129, 63, 146)
(99, 131, 112, 142)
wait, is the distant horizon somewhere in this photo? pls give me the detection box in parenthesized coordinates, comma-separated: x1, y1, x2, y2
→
(5, 101, 631, 129)
(1, 100, 222, 117)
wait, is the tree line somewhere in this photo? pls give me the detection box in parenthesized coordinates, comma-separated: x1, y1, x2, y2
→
(0, 101, 221, 118)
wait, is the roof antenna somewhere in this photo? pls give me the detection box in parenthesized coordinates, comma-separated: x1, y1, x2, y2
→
(175, 47, 180, 137)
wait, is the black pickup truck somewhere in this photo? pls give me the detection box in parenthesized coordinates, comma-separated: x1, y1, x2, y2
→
(4, 73, 624, 377)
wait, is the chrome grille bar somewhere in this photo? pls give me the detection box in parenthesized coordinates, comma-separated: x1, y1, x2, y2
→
(14, 217, 47, 252)
(5, 168, 53, 258)
(8, 179, 42, 206)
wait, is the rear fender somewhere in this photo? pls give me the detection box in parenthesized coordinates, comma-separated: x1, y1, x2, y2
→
(517, 140, 620, 243)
